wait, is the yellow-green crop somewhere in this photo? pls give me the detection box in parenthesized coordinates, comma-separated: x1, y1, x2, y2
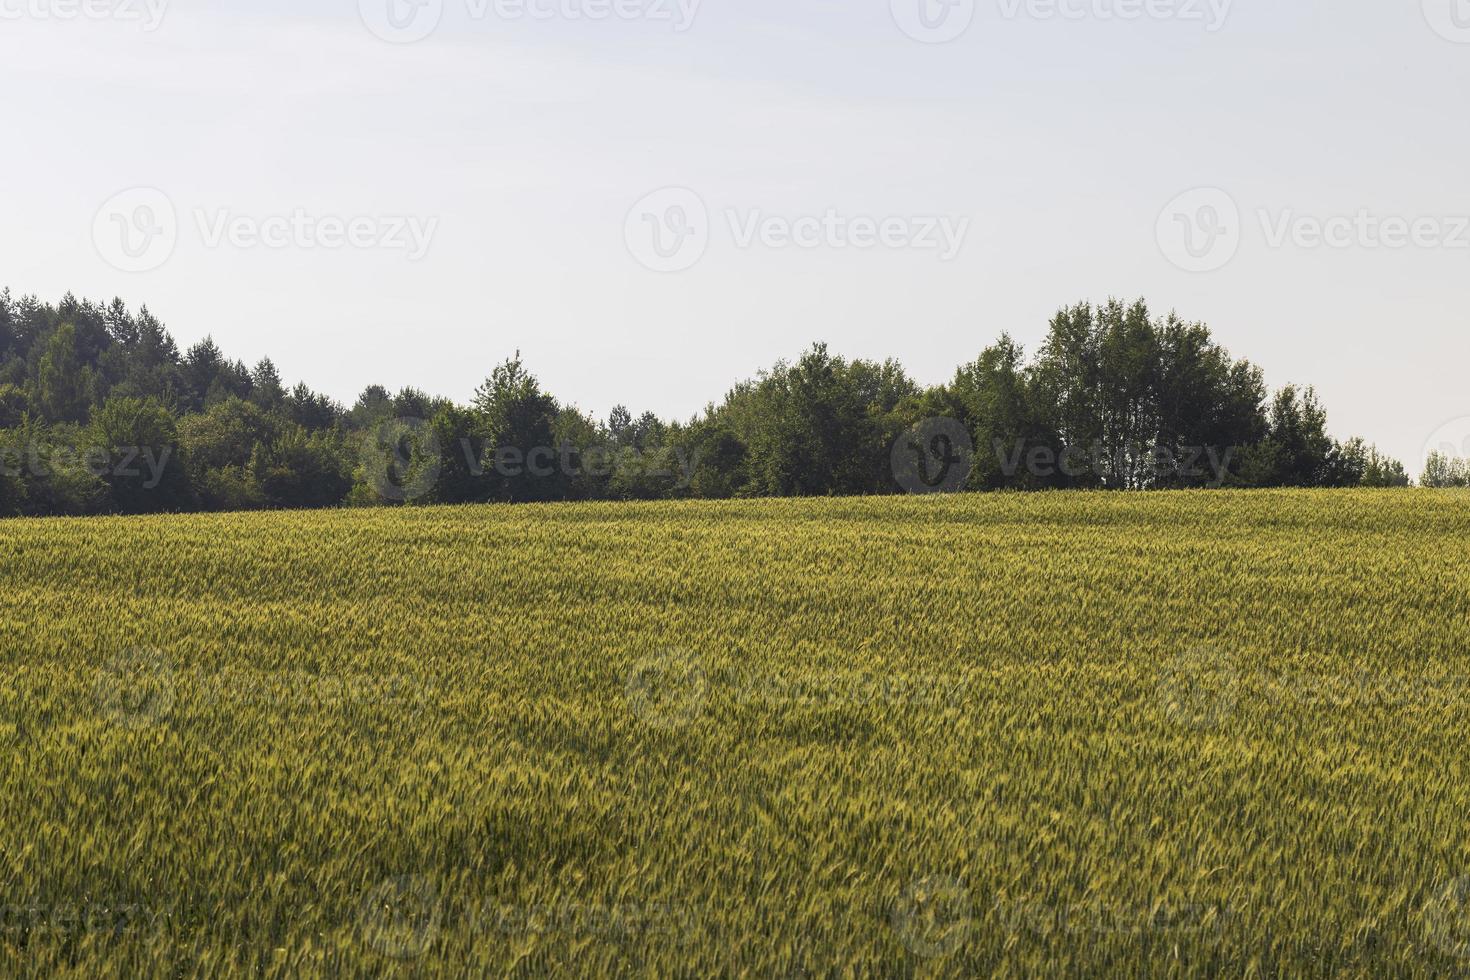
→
(2, 489, 1468, 977)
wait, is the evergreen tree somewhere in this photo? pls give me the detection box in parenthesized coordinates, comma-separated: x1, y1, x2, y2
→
(249, 358, 286, 411)
(473, 353, 564, 502)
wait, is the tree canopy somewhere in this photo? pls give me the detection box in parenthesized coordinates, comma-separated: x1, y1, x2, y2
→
(0, 288, 1419, 520)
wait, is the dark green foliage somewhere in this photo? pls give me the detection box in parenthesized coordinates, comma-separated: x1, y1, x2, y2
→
(2, 418, 109, 516)
(684, 421, 749, 499)
(473, 353, 566, 503)
(346, 385, 394, 430)
(35, 323, 96, 422)
(0, 426, 23, 515)
(251, 426, 352, 510)
(0, 383, 27, 428)
(1421, 451, 1468, 488)
(87, 396, 194, 513)
(1027, 301, 1269, 489)
(424, 404, 486, 505)
(1238, 386, 1355, 488)
(286, 383, 343, 431)
(1341, 439, 1412, 488)
(553, 406, 606, 502)
(715, 343, 915, 497)
(948, 334, 1060, 490)
(180, 397, 347, 511)
(0, 290, 14, 365)
(0, 469, 22, 517)
(249, 358, 286, 411)
(0, 289, 1408, 519)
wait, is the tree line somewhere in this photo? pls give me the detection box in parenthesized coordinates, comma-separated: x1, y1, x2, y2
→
(0, 289, 1429, 519)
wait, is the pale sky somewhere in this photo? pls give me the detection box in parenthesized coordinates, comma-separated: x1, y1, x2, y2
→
(2, 0, 1467, 471)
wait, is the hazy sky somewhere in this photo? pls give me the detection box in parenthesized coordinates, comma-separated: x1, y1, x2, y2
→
(2, 0, 1467, 471)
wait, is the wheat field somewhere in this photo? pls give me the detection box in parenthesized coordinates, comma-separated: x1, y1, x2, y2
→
(2, 490, 1469, 977)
